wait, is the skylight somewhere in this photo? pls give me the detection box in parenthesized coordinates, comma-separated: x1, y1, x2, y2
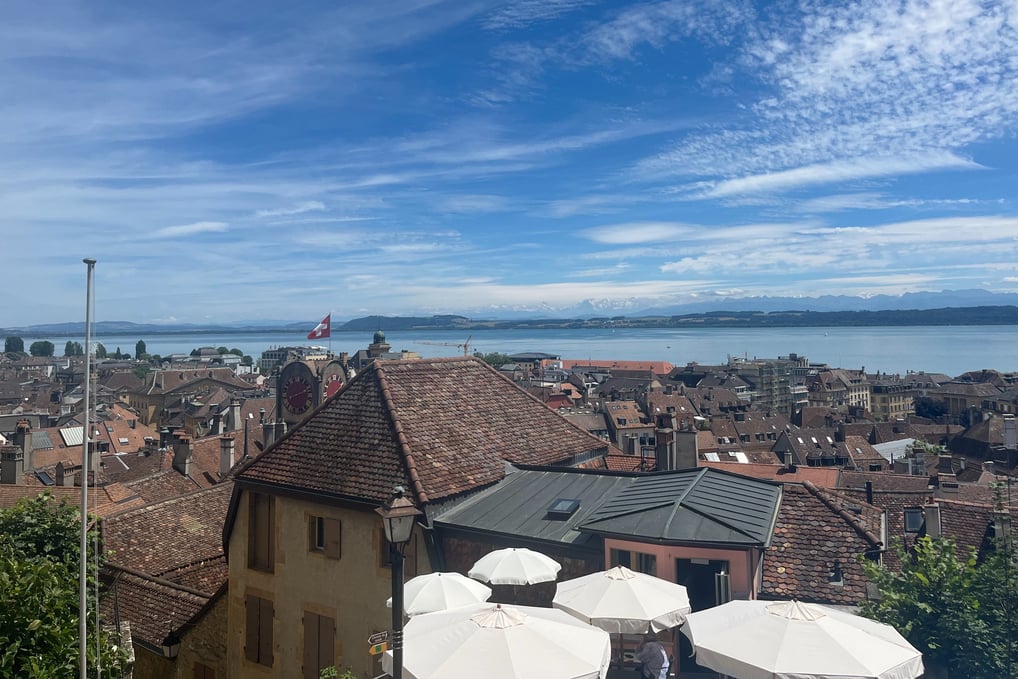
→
(547, 498, 581, 519)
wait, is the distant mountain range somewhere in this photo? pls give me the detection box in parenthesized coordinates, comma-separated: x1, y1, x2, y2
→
(4, 290, 1018, 335)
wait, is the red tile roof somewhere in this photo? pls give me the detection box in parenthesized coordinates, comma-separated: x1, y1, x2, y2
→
(101, 565, 208, 649)
(103, 482, 233, 575)
(762, 482, 883, 605)
(237, 357, 612, 504)
(699, 461, 841, 487)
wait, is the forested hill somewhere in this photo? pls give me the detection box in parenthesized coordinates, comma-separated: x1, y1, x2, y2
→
(340, 306, 1018, 331)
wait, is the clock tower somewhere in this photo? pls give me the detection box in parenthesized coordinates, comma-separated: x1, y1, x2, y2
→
(277, 361, 319, 427)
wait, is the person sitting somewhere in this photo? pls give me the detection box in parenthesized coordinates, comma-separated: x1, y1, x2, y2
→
(635, 633, 670, 679)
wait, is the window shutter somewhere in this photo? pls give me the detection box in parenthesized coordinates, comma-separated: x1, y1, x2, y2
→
(319, 615, 336, 672)
(324, 518, 342, 559)
(303, 612, 319, 679)
(260, 597, 274, 666)
(244, 596, 258, 663)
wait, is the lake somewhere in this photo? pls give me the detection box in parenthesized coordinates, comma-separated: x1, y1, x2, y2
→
(32, 325, 1018, 377)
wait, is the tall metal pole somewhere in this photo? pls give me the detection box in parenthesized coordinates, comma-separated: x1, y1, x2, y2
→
(80, 257, 96, 679)
(391, 543, 404, 679)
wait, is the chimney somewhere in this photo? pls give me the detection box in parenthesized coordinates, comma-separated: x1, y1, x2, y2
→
(673, 427, 699, 470)
(994, 510, 1012, 549)
(128, 419, 136, 429)
(211, 411, 223, 436)
(0, 445, 24, 484)
(865, 480, 874, 506)
(230, 399, 242, 432)
(172, 435, 193, 477)
(984, 460, 996, 475)
(220, 435, 235, 478)
(55, 461, 74, 487)
(1005, 414, 1017, 451)
(14, 420, 32, 471)
(924, 502, 942, 538)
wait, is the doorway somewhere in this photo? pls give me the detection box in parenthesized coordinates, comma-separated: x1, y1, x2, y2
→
(675, 558, 729, 675)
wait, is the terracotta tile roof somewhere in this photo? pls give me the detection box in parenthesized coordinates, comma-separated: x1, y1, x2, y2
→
(699, 461, 840, 487)
(839, 470, 931, 492)
(237, 357, 611, 504)
(604, 454, 656, 472)
(844, 436, 888, 469)
(103, 482, 233, 575)
(101, 565, 208, 649)
(0, 484, 145, 517)
(560, 359, 674, 374)
(762, 482, 883, 605)
(124, 469, 203, 503)
(157, 555, 229, 596)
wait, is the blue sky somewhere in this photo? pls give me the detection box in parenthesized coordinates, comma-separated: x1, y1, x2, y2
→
(3, 0, 1017, 325)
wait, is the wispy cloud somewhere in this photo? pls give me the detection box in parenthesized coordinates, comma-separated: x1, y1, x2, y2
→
(584, 222, 693, 244)
(256, 201, 326, 218)
(151, 221, 228, 239)
(636, 0, 1018, 194)
(483, 0, 594, 30)
(700, 153, 980, 198)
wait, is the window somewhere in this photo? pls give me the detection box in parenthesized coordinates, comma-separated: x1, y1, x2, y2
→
(303, 612, 335, 679)
(244, 595, 274, 667)
(308, 515, 342, 559)
(193, 662, 215, 679)
(609, 549, 657, 577)
(248, 492, 275, 572)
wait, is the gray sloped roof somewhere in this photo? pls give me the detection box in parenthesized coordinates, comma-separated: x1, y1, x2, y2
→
(433, 468, 632, 548)
(434, 466, 781, 550)
(579, 468, 781, 547)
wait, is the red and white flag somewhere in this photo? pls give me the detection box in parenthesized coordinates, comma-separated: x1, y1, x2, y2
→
(307, 314, 331, 340)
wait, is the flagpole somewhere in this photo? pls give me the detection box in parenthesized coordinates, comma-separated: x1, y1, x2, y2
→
(329, 310, 333, 356)
(80, 257, 96, 679)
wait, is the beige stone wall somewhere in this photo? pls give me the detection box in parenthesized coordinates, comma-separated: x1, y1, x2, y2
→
(228, 488, 432, 679)
(175, 594, 227, 679)
(133, 646, 175, 679)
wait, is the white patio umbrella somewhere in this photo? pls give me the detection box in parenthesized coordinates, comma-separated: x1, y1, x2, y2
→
(552, 565, 691, 634)
(681, 599, 924, 679)
(468, 547, 562, 585)
(381, 602, 612, 679)
(386, 572, 492, 616)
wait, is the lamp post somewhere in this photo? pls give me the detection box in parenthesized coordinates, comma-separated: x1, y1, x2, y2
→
(376, 485, 422, 679)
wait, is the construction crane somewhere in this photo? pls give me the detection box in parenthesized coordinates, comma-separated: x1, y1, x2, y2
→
(414, 335, 472, 356)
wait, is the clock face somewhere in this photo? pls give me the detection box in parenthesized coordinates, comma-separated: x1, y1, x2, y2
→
(283, 376, 313, 414)
(324, 374, 343, 399)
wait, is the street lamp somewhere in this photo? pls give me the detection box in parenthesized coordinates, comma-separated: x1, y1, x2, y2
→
(376, 485, 422, 679)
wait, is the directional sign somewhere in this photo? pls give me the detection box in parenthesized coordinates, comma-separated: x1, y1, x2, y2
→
(368, 631, 390, 645)
(369, 642, 389, 656)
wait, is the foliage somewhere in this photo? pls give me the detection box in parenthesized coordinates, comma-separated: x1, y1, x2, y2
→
(0, 492, 125, 678)
(64, 341, 84, 356)
(133, 364, 151, 380)
(861, 536, 1017, 677)
(473, 351, 512, 367)
(29, 340, 55, 357)
(914, 396, 948, 420)
(319, 667, 356, 679)
(229, 347, 243, 356)
(94, 343, 107, 359)
(241, 355, 254, 366)
(217, 346, 229, 354)
(4, 336, 24, 353)
(135, 340, 146, 359)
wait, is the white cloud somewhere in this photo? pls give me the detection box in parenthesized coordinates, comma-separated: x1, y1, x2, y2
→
(256, 201, 326, 218)
(703, 153, 980, 198)
(483, 0, 594, 30)
(584, 222, 693, 244)
(151, 221, 228, 238)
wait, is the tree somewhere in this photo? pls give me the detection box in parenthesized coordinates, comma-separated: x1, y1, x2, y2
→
(94, 343, 107, 359)
(473, 351, 512, 367)
(861, 536, 1017, 678)
(28, 340, 55, 357)
(113, 347, 123, 360)
(216, 346, 230, 355)
(915, 396, 948, 420)
(64, 341, 83, 356)
(4, 336, 24, 353)
(229, 347, 243, 356)
(241, 355, 254, 367)
(135, 340, 146, 359)
(0, 492, 125, 678)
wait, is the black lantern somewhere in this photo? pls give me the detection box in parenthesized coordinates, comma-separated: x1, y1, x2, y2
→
(161, 630, 181, 659)
(376, 485, 422, 679)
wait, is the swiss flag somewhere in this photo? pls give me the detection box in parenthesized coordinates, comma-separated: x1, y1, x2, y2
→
(307, 314, 331, 340)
